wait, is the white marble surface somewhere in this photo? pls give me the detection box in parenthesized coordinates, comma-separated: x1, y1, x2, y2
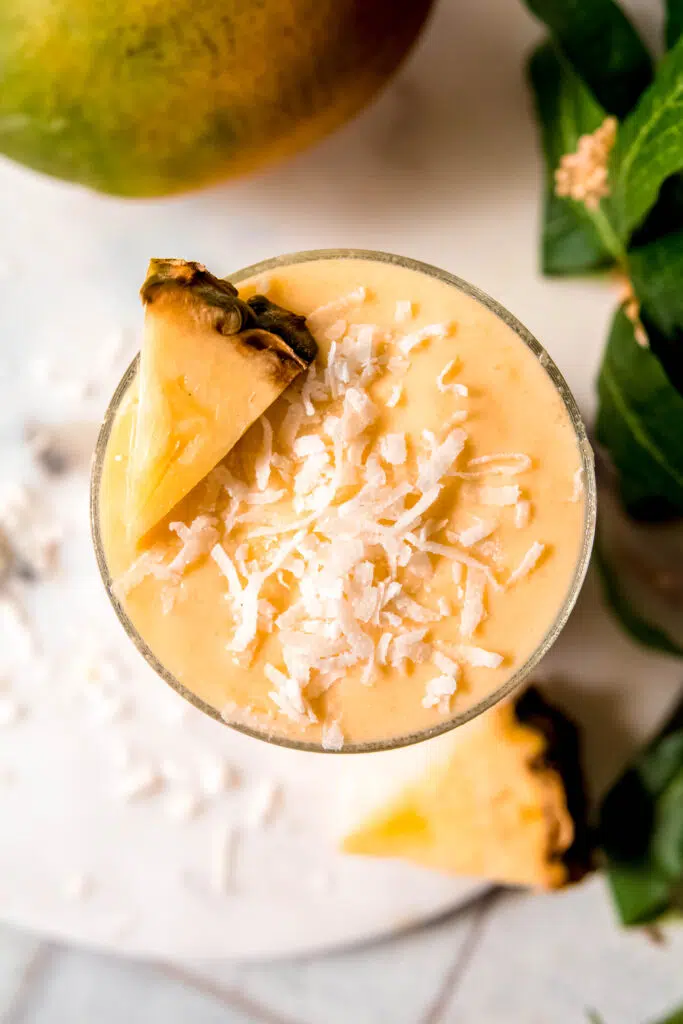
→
(1, 0, 683, 1011)
(2, 880, 683, 1023)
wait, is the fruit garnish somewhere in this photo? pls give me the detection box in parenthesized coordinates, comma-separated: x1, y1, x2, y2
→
(342, 688, 591, 889)
(126, 259, 317, 541)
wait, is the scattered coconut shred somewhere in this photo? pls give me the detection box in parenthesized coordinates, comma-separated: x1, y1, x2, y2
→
(114, 289, 574, 744)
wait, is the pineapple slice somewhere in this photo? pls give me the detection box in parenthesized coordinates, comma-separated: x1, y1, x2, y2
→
(127, 259, 317, 541)
(342, 689, 591, 890)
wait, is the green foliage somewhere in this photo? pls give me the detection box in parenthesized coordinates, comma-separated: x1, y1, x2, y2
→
(600, 702, 683, 926)
(596, 308, 683, 516)
(528, 42, 618, 274)
(523, 0, 653, 116)
(610, 36, 683, 240)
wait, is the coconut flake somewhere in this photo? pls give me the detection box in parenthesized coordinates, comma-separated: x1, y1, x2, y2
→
(393, 486, 442, 535)
(341, 388, 377, 442)
(308, 286, 368, 327)
(455, 518, 497, 548)
(394, 300, 415, 324)
(113, 765, 163, 802)
(211, 544, 243, 600)
(468, 453, 532, 473)
(479, 484, 520, 507)
(377, 632, 393, 665)
(294, 435, 327, 458)
(167, 516, 220, 576)
(212, 823, 239, 894)
(514, 500, 531, 529)
(570, 467, 584, 502)
(390, 628, 431, 668)
(447, 644, 503, 669)
(321, 719, 344, 751)
(280, 403, 305, 449)
(422, 673, 458, 713)
(325, 319, 348, 342)
(255, 417, 273, 491)
(433, 650, 459, 676)
(399, 323, 452, 355)
(245, 488, 286, 506)
(460, 567, 486, 638)
(386, 384, 403, 408)
(244, 780, 282, 828)
(508, 541, 545, 584)
(436, 360, 468, 397)
(379, 433, 407, 466)
(417, 428, 467, 492)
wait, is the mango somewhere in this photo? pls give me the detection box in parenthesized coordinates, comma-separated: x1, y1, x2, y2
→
(0, 0, 434, 196)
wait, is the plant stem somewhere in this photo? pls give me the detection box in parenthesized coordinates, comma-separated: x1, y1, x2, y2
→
(591, 204, 628, 268)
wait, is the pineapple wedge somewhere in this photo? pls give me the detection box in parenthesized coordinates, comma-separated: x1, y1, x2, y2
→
(127, 259, 317, 541)
(342, 689, 591, 890)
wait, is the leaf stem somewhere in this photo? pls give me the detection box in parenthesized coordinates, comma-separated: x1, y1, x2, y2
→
(590, 204, 628, 267)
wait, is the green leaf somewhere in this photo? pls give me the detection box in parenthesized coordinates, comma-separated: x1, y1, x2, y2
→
(596, 306, 683, 516)
(605, 857, 673, 926)
(630, 231, 683, 337)
(629, 232, 683, 394)
(600, 700, 683, 926)
(629, 174, 683, 251)
(610, 35, 683, 240)
(652, 768, 683, 877)
(542, 191, 615, 274)
(522, 0, 653, 117)
(653, 1009, 683, 1024)
(528, 42, 616, 275)
(605, 857, 673, 925)
(595, 542, 683, 657)
(667, 0, 683, 49)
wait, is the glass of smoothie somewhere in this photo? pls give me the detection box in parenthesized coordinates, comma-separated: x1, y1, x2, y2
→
(91, 250, 596, 753)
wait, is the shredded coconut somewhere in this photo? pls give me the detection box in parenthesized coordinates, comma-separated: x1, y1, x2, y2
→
(244, 779, 282, 828)
(167, 516, 220, 577)
(380, 433, 407, 466)
(399, 323, 452, 355)
(211, 544, 243, 599)
(394, 300, 415, 324)
(255, 417, 273, 491)
(508, 541, 545, 584)
(514, 500, 531, 529)
(321, 719, 344, 751)
(417, 428, 466, 492)
(212, 823, 239, 894)
(436, 360, 468, 397)
(422, 672, 458, 713)
(386, 384, 403, 408)
(113, 765, 163, 802)
(455, 517, 496, 548)
(308, 286, 368, 326)
(460, 567, 486, 638)
(570, 467, 584, 502)
(447, 644, 503, 669)
(468, 453, 532, 472)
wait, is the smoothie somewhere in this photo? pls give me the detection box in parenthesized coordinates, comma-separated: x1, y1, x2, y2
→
(94, 251, 593, 750)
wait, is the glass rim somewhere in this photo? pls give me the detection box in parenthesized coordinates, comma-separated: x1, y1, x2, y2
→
(90, 247, 597, 755)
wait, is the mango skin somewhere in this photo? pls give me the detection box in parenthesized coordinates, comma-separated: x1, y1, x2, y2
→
(0, 0, 434, 197)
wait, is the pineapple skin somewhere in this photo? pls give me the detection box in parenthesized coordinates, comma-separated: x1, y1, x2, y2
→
(126, 259, 317, 541)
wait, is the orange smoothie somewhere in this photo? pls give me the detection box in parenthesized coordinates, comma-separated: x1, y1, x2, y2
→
(94, 252, 593, 750)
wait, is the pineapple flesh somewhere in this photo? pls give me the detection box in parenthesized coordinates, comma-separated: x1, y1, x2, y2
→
(342, 689, 591, 890)
(126, 259, 317, 542)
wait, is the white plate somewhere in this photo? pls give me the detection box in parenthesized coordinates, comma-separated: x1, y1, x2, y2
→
(0, 0, 679, 960)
